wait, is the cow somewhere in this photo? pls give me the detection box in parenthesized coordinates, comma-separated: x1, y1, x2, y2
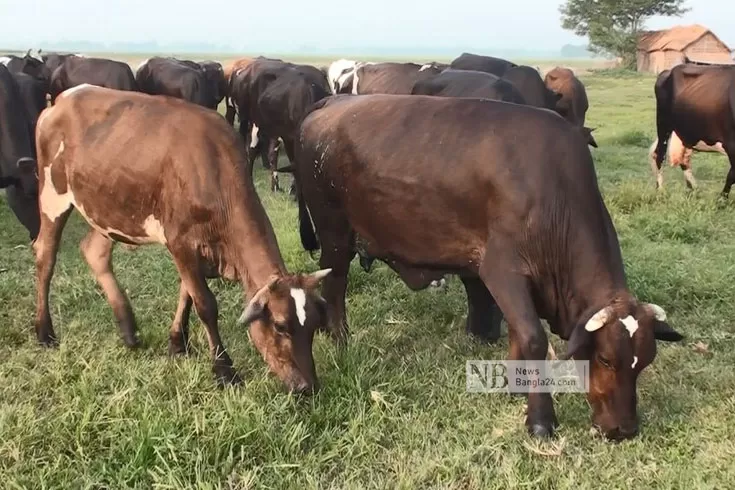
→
(49, 56, 137, 103)
(342, 62, 446, 95)
(225, 58, 258, 126)
(228, 57, 331, 192)
(12, 71, 47, 147)
(0, 65, 40, 240)
(294, 94, 683, 440)
(198, 60, 227, 109)
(652, 64, 735, 197)
(135, 57, 213, 109)
(544, 67, 597, 148)
(411, 68, 525, 104)
(0, 50, 52, 89)
(648, 131, 726, 189)
(40, 52, 82, 73)
(501, 65, 560, 111)
(326, 59, 371, 94)
(449, 52, 517, 77)
(31, 84, 331, 392)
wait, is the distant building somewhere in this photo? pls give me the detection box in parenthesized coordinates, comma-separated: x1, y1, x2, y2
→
(637, 24, 734, 73)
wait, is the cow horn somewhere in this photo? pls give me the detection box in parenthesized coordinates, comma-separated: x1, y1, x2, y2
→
(584, 306, 614, 332)
(645, 303, 667, 321)
(237, 276, 279, 325)
(309, 268, 332, 282)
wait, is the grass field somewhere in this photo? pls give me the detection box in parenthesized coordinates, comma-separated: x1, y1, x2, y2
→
(2, 60, 735, 489)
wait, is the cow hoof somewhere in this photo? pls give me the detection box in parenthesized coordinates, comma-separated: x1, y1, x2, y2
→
(528, 423, 554, 439)
(167, 339, 188, 357)
(38, 336, 59, 348)
(213, 365, 243, 387)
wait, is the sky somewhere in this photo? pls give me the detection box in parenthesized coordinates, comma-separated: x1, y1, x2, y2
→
(1, 0, 734, 55)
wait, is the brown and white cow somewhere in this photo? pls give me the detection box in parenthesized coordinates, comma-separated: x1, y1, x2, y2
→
(294, 94, 683, 440)
(653, 64, 735, 196)
(29, 84, 330, 392)
(649, 131, 726, 189)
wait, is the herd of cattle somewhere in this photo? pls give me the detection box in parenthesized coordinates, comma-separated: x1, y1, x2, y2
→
(1, 47, 734, 444)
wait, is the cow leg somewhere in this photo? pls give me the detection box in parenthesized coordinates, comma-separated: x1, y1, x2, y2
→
(680, 149, 696, 190)
(316, 221, 355, 346)
(168, 282, 193, 356)
(267, 139, 281, 193)
(225, 101, 237, 126)
(283, 139, 297, 198)
(79, 230, 139, 348)
(33, 211, 72, 346)
(721, 146, 735, 198)
(461, 276, 503, 343)
(649, 138, 665, 189)
(170, 249, 241, 385)
(478, 252, 557, 438)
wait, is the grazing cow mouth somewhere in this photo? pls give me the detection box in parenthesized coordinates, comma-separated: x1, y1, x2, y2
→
(596, 424, 639, 442)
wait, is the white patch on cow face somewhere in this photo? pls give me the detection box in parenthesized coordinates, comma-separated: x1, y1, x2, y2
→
(0, 57, 11, 66)
(250, 125, 260, 149)
(419, 63, 433, 72)
(290, 288, 307, 326)
(631, 356, 639, 369)
(620, 315, 639, 337)
(142, 214, 167, 244)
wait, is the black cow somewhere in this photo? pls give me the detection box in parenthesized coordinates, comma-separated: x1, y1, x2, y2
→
(229, 57, 331, 192)
(198, 60, 227, 109)
(652, 64, 735, 196)
(49, 56, 137, 103)
(0, 65, 40, 240)
(411, 69, 525, 103)
(1, 51, 52, 89)
(136, 57, 212, 108)
(11, 72, 47, 147)
(449, 52, 517, 77)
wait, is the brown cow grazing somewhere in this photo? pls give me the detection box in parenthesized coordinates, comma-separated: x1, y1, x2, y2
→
(653, 64, 735, 196)
(648, 131, 726, 189)
(295, 94, 683, 440)
(544, 67, 597, 148)
(31, 84, 330, 392)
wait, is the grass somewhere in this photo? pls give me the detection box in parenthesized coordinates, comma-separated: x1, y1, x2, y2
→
(2, 60, 735, 489)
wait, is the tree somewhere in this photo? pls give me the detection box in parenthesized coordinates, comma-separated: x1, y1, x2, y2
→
(560, 0, 689, 68)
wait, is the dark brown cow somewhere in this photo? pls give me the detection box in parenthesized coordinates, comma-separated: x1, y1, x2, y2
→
(31, 84, 331, 392)
(294, 94, 682, 440)
(411, 69, 525, 104)
(49, 56, 137, 103)
(346, 62, 446, 95)
(653, 64, 735, 196)
(229, 57, 330, 192)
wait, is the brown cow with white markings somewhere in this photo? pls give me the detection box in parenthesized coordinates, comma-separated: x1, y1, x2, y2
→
(30, 83, 330, 392)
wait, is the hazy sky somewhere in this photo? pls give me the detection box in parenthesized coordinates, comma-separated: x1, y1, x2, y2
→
(2, 0, 734, 53)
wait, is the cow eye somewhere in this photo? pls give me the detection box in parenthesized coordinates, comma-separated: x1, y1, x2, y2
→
(274, 321, 289, 335)
(597, 355, 614, 370)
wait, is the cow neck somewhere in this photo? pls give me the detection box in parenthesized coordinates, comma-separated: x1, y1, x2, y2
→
(226, 196, 288, 297)
(546, 234, 630, 339)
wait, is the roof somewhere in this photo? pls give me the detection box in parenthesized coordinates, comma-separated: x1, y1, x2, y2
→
(638, 24, 731, 53)
(684, 53, 735, 65)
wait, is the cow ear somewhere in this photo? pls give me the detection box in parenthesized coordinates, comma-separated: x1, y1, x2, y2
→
(562, 324, 592, 360)
(16, 157, 37, 175)
(653, 320, 684, 342)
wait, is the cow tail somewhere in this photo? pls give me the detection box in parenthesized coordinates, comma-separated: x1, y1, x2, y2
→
(297, 182, 320, 253)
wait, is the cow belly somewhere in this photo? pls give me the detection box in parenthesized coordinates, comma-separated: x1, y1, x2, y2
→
(39, 165, 167, 245)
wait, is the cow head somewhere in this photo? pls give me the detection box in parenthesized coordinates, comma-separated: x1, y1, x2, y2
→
(237, 269, 332, 394)
(564, 301, 682, 440)
(328, 59, 358, 94)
